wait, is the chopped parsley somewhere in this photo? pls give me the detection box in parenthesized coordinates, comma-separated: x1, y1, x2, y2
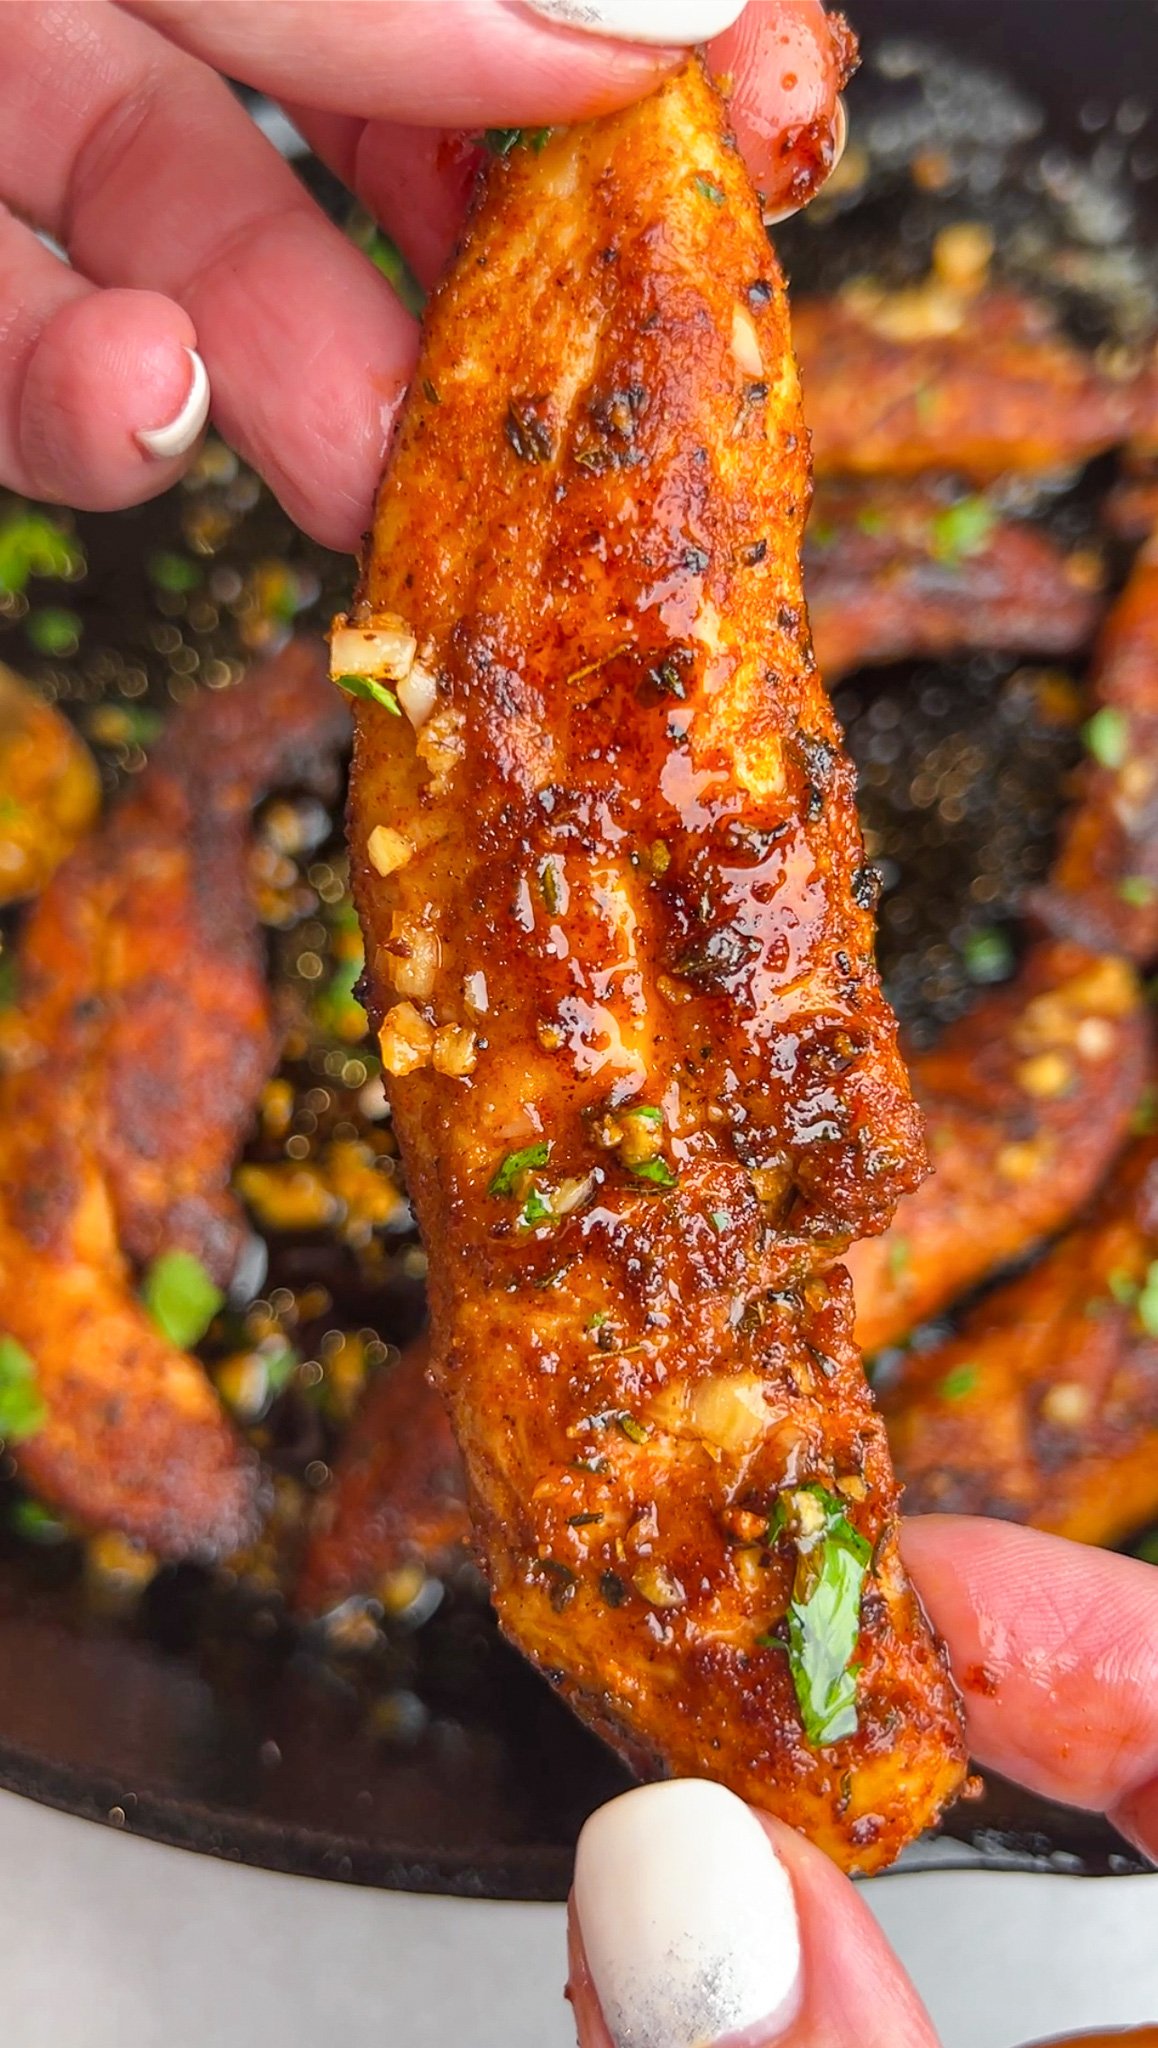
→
(1083, 705, 1129, 771)
(484, 127, 552, 157)
(767, 1486, 870, 1749)
(519, 1185, 553, 1229)
(0, 1337, 46, 1442)
(333, 672, 402, 715)
(929, 496, 996, 565)
(489, 1140, 551, 1197)
(629, 1156, 678, 1188)
(961, 924, 1014, 985)
(0, 510, 83, 597)
(141, 1251, 224, 1350)
(694, 175, 726, 206)
(939, 1363, 978, 1401)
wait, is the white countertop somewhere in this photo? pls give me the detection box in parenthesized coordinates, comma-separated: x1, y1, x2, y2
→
(0, 1788, 1155, 2046)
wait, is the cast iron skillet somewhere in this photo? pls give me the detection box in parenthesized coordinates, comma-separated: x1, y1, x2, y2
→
(0, 0, 1156, 1901)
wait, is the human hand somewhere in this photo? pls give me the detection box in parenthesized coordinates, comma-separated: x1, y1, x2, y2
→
(0, 0, 852, 552)
(565, 1518, 1158, 2047)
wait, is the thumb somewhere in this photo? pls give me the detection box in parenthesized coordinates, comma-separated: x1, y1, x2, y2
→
(566, 1780, 939, 2048)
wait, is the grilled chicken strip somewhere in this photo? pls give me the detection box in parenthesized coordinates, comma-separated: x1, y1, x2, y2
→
(0, 641, 348, 1558)
(1039, 533, 1158, 963)
(342, 58, 966, 1872)
(882, 1127, 1158, 1548)
(806, 482, 1100, 683)
(794, 287, 1136, 484)
(296, 1334, 472, 1618)
(847, 942, 1148, 1356)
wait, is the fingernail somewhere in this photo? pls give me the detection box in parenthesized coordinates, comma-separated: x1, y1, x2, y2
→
(573, 1781, 802, 2048)
(763, 95, 849, 225)
(136, 346, 210, 459)
(521, 0, 747, 46)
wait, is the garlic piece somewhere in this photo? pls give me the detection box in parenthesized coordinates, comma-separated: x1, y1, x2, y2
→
(397, 657, 439, 730)
(378, 1002, 434, 1077)
(331, 612, 417, 683)
(367, 825, 413, 878)
(732, 305, 764, 378)
(432, 1024, 478, 1077)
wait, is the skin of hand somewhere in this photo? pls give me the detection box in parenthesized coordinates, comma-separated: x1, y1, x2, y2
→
(0, 0, 848, 550)
(566, 1518, 1158, 2048)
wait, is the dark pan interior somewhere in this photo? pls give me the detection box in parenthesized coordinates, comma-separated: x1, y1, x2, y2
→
(0, 0, 1156, 1900)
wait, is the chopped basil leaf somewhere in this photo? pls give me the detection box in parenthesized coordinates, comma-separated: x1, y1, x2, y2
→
(141, 1250, 224, 1349)
(0, 1337, 46, 1442)
(1083, 705, 1129, 770)
(629, 1157, 678, 1188)
(489, 1140, 551, 1197)
(773, 1487, 870, 1748)
(333, 672, 402, 715)
(694, 175, 726, 206)
(939, 1363, 978, 1401)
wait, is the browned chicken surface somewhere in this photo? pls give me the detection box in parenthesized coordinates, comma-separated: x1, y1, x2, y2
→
(341, 59, 966, 1872)
(1040, 533, 1158, 962)
(806, 482, 1101, 682)
(794, 286, 1136, 483)
(0, 661, 100, 905)
(882, 1126, 1158, 1548)
(297, 1334, 472, 1618)
(0, 641, 348, 1558)
(846, 942, 1148, 1356)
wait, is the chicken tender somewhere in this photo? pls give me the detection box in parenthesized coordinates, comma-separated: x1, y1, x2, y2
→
(0, 641, 348, 1557)
(882, 1127, 1158, 1548)
(847, 943, 1148, 1356)
(342, 60, 965, 1871)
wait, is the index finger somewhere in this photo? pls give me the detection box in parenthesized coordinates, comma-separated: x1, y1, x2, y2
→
(902, 1516, 1158, 1858)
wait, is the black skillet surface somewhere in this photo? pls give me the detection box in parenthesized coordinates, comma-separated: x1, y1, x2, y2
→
(0, 1, 1157, 1901)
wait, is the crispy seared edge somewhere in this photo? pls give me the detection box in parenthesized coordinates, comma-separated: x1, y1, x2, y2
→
(343, 60, 965, 1871)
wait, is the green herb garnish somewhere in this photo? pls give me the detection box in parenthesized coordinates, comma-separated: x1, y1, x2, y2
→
(694, 175, 726, 206)
(770, 1486, 870, 1749)
(484, 128, 552, 157)
(26, 607, 81, 657)
(1083, 705, 1129, 770)
(0, 1338, 46, 1442)
(629, 1157, 678, 1188)
(616, 1413, 650, 1445)
(929, 496, 996, 565)
(1119, 875, 1156, 908)
(141, 1251, 224, 1349)
(939, 1363, 978, 1401)
(519, 1185, 553, 1229)
(0, 511, 83, 597)
(489, 1141, 552, 1197)
(333, 672, 402, 715)
(147, 550, 202, 594)
(961, 925, 1014, 985)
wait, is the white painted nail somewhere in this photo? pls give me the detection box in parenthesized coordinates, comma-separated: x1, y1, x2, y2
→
(573, 1780, 802, 2048)
(763, 95, 849, 225)
(136, 347, 210, 460)
(521, 0, 747, 47)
